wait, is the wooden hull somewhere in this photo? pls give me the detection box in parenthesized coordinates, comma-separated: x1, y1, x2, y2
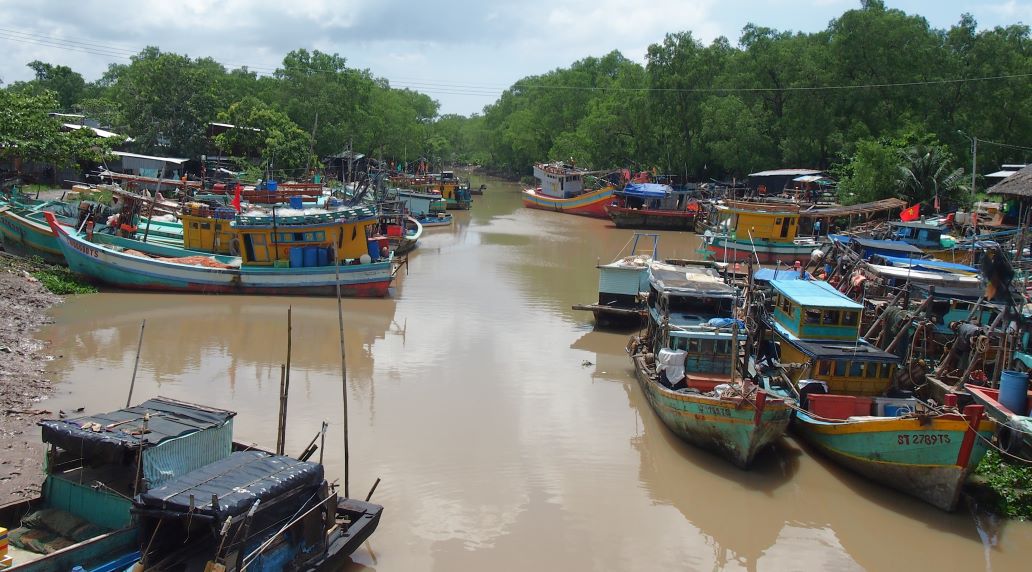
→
(521, 187, 614, 219)
(46, 213, 394, 297)
(605, 205, 697, 231)
(445, 198, 472, 210)
(706, 236, 818, 265)
(0, 205, 65, 262)
(792, 408, 995, 511)
(632, 354, 790, 468)
(570, 303, 645, 328)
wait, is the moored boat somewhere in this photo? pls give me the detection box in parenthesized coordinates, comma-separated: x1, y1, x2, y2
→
(629, 260, 791, 468)
(761, 278, 996, 510)
(45, 206, 396, 297)
(572, 233, 656, 328)
(704, 201, 821, 265)
(604, 182, 700, 230)
(522, 163, 615, 219)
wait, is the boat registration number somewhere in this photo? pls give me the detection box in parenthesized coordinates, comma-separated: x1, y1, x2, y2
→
(897, 434, 951, 445)
(698, 405, 733, 418)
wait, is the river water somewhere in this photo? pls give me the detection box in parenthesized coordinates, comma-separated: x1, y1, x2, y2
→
(37, 175, 1032, 570)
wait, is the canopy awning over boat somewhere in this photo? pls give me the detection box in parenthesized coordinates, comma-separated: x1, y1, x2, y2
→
(771, 279, 863, 309)
(786, 336, 901, 363)
(649, 262, 735, 298)
(39, 397, 235, 462)
(618, 183, 670, 199)
(135, 451, 324, 522)
(800, 198, 906, 218)
(877, 255, 978, 275)
(861, 263, 983, 285)
(753, 269, 812, 282)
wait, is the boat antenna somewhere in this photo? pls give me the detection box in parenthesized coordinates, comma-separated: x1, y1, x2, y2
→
(336, 229, 350, 497)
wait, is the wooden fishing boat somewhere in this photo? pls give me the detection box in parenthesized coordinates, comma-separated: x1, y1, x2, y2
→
(704, 201, 821, 264)
(604, 183, 700, 230)
(415, 212, 453, 227)
(762, 279, 997, 510)
(132, 450, 382, 572)
(392, 172, 471, 210)
(45, 208, 396, 297)
(522, 163, 615, 219)
(630, 261, 791, 468)
(0, 397, 237, 572)
(380, 214, 422, 256)
(572, 233, 656, 328)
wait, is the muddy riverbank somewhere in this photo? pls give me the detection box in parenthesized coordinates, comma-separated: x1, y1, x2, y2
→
(0, 254, 62, 501)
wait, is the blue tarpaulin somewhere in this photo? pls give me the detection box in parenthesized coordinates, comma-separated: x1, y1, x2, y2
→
(879, 255, 978, 274)
(753, 269, 812, 282)
(620, 183, 670, 199)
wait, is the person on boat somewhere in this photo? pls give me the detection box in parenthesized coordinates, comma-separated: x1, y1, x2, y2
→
(814, 219, 822, 236)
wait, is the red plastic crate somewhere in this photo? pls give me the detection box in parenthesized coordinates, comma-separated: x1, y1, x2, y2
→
(808, 394, 857, 420)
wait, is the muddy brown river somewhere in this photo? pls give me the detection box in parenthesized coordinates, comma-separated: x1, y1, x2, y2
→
(37, 175, 1032, 570)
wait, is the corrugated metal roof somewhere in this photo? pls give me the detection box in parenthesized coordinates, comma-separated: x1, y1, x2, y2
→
(112, 151, 189, 165)
(770, 279, 862, 309)
(748, 169, 822, 177)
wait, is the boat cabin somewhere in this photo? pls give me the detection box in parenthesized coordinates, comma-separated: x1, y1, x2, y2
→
(533, 163, 587, 199)
(770, 279, 862, 341)
(890, 221, 946, 249)
(717, 201, 801, 243)
(768, 280, 900, 395)
(182, 206, 382, 266)
(613, 183, 698, 212)
(0, 398, 235, 571)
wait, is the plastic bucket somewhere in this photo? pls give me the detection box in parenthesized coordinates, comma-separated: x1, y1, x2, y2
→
(289, 247, 304, 268)
(303, 246, 318, 267)
(999, 370, 1030, 414)
(289, 196, 303, 209)
(316, 247, 329, 267)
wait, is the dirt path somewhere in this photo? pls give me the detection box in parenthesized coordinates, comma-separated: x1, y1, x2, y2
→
(0, 257, 61, 502)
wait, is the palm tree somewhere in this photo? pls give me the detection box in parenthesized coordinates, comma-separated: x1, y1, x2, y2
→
(895, 144, 968, 206)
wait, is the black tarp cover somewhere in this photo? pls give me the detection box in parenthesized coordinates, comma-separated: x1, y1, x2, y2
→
(39, 397, 235, 464)
(135, 451, 325, 521)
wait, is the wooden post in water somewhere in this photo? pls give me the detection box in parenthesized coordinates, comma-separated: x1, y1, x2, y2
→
(126, 320, 146, 407)
(276, 364, 288, 455)
(335, 243, 350, 498)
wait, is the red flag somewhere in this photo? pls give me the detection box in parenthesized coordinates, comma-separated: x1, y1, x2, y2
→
(231, 183, 242, 213)
(900, 204, 920, 222)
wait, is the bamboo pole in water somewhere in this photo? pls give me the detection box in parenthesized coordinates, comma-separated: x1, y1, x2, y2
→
(126, 320, 146, 407)
(336, 242, 350, 498)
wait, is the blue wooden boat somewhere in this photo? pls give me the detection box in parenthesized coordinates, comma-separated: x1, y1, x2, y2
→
(763, 279, 996, 510)
(45, 210, 396, 297)
(415, 212, 453, 227)
(630, 260, 791, 468)
(0, 397, 236, 572)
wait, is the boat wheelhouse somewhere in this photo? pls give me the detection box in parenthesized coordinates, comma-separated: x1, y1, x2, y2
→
(572, 233, 657, 327)
(705, 201, 820, 265)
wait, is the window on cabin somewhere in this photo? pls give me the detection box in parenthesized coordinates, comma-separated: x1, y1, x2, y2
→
(822, 310, 839, 325)
(850, 362, 864, 377)
(293, 232, 304, 241)
(880, 364, 892, 379)
(842, 312, 858, 326)
(834, 361, 847, 377)
(865, 363, 879, 378)
(781, 298, 791, 314)
(190, 222, 199, 229)
(688, 339, 700, 353)
(804, 309, 821, 324)
(775, 218, 783, 224)
(818, 361, 831, 375)
(700, 340, 713, 354)
(199, 222, 211, 230)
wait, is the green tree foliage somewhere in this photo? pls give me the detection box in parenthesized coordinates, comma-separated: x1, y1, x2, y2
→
(895, 143, 967, 206)
(0, 90, 119, 169)
(215, 97, 315, 173)
(834, 138, 905, 204)
(6, 61, 87, 110)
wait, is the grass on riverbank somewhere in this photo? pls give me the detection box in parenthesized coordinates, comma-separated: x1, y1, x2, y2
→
(972, 450, 1032, 520)
(0, 253, 97, 295)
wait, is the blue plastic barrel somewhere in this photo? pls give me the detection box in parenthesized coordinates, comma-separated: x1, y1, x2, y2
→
(289, 247, 304, 268)
(367, 238, 380, 260)
(289, 196, 303, 209)
(999, 370, 1029, 414)
(267, 180, 278, 191)
(303, 246, 318, 267)
(316, 247, 329, 267)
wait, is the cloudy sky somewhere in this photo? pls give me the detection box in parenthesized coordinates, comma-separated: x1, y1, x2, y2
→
(1, 0, 1030, 116)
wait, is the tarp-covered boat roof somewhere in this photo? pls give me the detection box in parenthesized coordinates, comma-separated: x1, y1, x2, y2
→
(848, 237, 926, 256)
(753, 269, 812, 282)
(40, 397, 235, 461)
(649, 262, 735, 298)
(135, 451, 324, 521)
(786, 336, 901, 363)
(618, 183, 670, 199)
(877, 255, 978, 275)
